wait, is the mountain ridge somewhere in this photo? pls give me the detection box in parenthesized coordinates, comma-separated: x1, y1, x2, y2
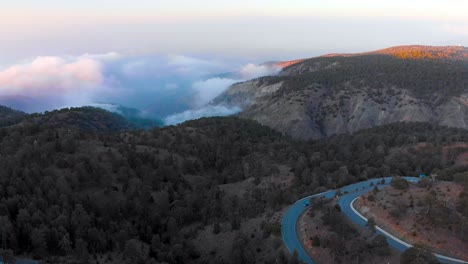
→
(0, 104, 163, 132)
(0, 105, 27, 127)
(212, 45, 468, 139)
(317, 45, 468, 60)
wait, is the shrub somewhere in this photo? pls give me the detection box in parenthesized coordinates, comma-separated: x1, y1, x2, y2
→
(391, 177, 409, 190)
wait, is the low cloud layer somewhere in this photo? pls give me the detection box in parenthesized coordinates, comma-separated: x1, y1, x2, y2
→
(164, 105, 241, 125)
(0, 53, 283, 122)
(160, 62, 282, 125)
(191, 78, 240, 107)
(238, 63, 281, 80)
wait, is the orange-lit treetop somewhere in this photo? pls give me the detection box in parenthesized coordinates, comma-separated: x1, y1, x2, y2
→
(319, 45, 468, 61)
(372, 45, 468, 60)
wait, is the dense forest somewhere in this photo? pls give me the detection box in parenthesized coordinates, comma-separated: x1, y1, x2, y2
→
(0, 107, 467, 263)
(273, 52, 468, 103)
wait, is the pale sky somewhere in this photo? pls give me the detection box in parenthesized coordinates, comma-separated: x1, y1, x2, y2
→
(0, 0, 467, 63)
(2, 0, 468, 17)
(0, 0, 467, 118)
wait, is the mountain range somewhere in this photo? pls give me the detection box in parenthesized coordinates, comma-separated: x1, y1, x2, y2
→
(212, 45, 468, 139)
(0, 45, 467, 140)
(0, 45, 468, 264)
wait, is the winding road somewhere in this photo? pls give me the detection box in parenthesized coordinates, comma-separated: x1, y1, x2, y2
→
(281, 177, 468, 264)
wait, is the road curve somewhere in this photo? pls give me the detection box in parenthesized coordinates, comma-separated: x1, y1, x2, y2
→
(340, 186, 468, 264)
(281, 177, 396, 264)
(282, 176, 468, 264)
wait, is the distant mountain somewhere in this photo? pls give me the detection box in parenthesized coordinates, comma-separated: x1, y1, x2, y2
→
(212, 45, 468, 139)
(91, 103, 162, 129)
(21, 106, 133, 132)
(0, 103, 163, 132)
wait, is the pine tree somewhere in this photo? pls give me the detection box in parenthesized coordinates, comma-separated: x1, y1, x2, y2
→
(75, 239, 89, 264)
(59, 233, 72, 255)
(0, 216, 13, 249)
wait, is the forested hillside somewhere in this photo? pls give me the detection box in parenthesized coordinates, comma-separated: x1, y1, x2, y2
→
(0, 114, 296, 264)
(0, 106, 26, 127)
(1, 105, 160, 132)
(0, 107, 467, 263)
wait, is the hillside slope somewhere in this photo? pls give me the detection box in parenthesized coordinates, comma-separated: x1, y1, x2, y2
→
(1, 114, 468, 263)
(0, 105, 26, 127)
(21, 106, 133, 132)
(212, 45, 468, 139)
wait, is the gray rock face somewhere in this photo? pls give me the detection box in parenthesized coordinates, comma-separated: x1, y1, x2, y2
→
(212, 46, 468, 140)
(211, 80, 284, 109)
(215, 83, 468, 140)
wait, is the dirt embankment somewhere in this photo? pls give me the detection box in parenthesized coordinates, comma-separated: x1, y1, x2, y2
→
(299, 199, 401, 264)
(355, 181, 468, 261)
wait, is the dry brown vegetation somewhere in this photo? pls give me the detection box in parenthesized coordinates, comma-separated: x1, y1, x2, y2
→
(356, 180, 468, 261)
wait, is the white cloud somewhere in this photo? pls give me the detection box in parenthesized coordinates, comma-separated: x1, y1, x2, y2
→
(163, 105, 241, 125)
(81, 52, 122, 61)
(0, 56, 103, 97)
(185, 62, 281, 109)
(191, 77, 240, 107)
(0, 52, 284, 120)
(121, 60, 148, 77)
(238, 63, 281, 80)
(168, 55, 226, 76)
(167, 54, 222, 67)
(89, 103, 122, 114)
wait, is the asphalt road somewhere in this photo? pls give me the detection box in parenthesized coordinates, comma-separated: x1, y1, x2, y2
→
(281, 176, 468, 264)
(281, 177, 395, 264)
(339, 178, 468, 264)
